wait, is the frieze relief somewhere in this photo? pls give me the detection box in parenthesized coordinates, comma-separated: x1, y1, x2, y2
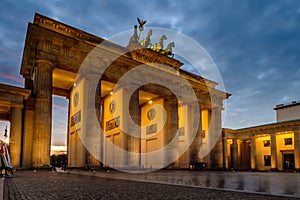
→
(34, 14, 104, 45)
(128, 44, 183, 73)
(37, 40, 105, 69)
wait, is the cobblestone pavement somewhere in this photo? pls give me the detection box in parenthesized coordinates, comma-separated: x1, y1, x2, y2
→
(3, 170, 297, 200)
(65, 169, 300, 198)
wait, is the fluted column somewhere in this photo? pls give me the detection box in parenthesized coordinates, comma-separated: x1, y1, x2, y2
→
(237, 140, 243, 169)
(32, 59, 54, 167)
(210, 107, 223, 169)
(22, 80, 35, 168)
(222, 136, 228, 169)
(189, 104, 202, 163)
(250, 136, 256, 170)
(294, 130, 300, 170)
(164, 94, 178, 168)
(231, 138, 238, 169)
(271, 133, 277, 170)
(9, 106, 23, 168)
(127, 89, 141, 168)
(85, 74, 101, 168)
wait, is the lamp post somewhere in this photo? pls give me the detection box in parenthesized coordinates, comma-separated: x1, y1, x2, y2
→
(1, 125, 13, 177)
(2, 126, 9, 145)
(4, 126, 7, 139)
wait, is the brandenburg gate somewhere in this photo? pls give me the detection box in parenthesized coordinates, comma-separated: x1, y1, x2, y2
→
(1, 13, 230, 170)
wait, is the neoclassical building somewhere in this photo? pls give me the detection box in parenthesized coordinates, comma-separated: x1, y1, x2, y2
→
(223, 101, 300, 171)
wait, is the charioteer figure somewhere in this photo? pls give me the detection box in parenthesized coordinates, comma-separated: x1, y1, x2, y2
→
(128, 18, 175, 59)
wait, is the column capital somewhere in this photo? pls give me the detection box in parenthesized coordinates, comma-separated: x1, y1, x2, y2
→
(211, 105, 223, 113)
(36, 59, 55, 68)
(237, 140, 243, 144)
(10, 104, 24, 109)
(269, 131, 277, 135)
(232, 138, 237, 144)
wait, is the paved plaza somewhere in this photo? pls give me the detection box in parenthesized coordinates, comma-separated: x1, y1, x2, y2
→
(1, 170, 299, 199)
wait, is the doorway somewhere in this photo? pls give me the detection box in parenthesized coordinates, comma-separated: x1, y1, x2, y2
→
(105, 133, 121, 168)
(283, 153, 295, 170)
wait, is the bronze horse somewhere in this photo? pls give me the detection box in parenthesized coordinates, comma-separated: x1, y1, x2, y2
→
(140, 29, 152, 47)
(150, 34, 167, 52)
(159, 42, 175, 58)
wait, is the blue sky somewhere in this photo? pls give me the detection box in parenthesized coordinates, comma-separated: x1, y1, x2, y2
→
(0, 0, 300, 146)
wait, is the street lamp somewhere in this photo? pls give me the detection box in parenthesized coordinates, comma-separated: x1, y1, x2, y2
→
(3, 126, 7, 139)
(2, 126, 9, 144)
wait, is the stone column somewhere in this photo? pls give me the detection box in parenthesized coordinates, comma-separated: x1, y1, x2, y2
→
(237, 140, 243, 169)
(32, 59, 54, 167)
(231, 138, 238, 169)
(222, 136, 228, 169)
(189, 103, 202, 163)
(127, 89, 141, 168)
(241, 140, 251, 169)
(9, 106, 23, 168)
(22, 79, 35, 168)
(294, 130, 300, 170)
(66, 95, 71, 168)
(85, 74, 101, 168)
(164, 94, 178, 168)
(250, 136, 256, 170)
(100, 98, 105, 168)
(271, 133, 277, 170)
(210, 107, 223, 169)
(22, 103, 34, 168)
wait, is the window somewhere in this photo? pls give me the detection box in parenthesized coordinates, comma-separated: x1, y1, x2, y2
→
(263, 140, 270, 147)
(264, 155, 271, 166)
(285, 138, 293, 145)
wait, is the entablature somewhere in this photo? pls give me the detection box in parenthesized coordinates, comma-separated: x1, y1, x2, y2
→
(223, 119, 300, 139)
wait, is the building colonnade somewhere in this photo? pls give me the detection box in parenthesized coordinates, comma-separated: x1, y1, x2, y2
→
(223, 121, 300, 171)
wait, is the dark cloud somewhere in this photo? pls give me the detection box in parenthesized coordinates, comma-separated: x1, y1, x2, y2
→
(0, 0, 299, 134)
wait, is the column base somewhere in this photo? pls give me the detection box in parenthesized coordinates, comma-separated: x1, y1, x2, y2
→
(270, 168, 279, 172)
(31, 165, 52, 170)
(294, 168, 300, 172)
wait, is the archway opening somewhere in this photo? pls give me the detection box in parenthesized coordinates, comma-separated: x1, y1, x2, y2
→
(51, 95, 68, 156)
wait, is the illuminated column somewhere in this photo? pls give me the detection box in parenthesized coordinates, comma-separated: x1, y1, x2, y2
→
(189, 103, 202, 163)
(9, 106, 23, 168)
(222, 136, 228, 169)
(203, 109, 212, 168)
(231, 138, 238, 169)
(250, 136, 256, 170)
(22, 100, 34, 168)
(237, 140, 243, 169)
(100, 94, 105, 168)
(127, 89, 141, 168)
(294, 130, 300, 170)
(271, 133, 277, 170)
(32, 59, 54, 167)
(85, 74, 101, 168)
(164, 94, 178, 168)
(210, 106, 223, 169)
